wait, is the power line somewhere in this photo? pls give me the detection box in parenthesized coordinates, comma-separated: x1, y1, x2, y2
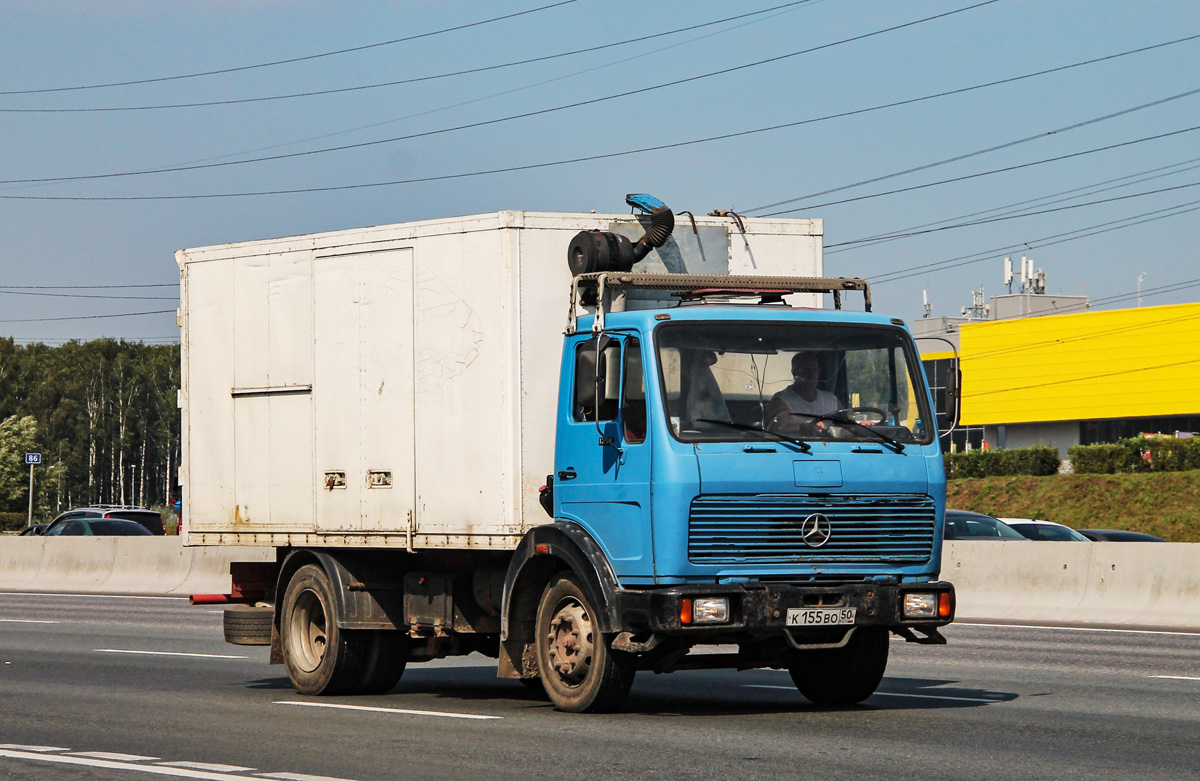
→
(750, 79, 1200, 215)
(0, 310, 175, 324)
(0, 283, 176, 289)
(828, 156, 1200, 255)
(7, 33, 1191, 203)
(0, 0, 1000, 187)
(870, 198, 1200, 284)
(0, 290, 176, 300)
(0, 2, 816, 113)
(779, 125, 1200, 219)
(0, 1, 581, 96)
(825, 180, 1200, 248)
(961, 358, 1200, 398)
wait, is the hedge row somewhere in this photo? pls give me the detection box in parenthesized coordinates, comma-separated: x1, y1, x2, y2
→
(0, 512, 30, 532)
(1069, 436, 1200, 474)
(944, 446, 1061, 479)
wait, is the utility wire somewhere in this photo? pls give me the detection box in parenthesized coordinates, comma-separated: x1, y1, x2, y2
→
(960, 358, 1200, 398)
(0, 283, 177, 289)
(828, 156, 1200, 255)
(0, 290, 176, 300)
(870, 198, 1200, 284)
(773, 126, 1200, 218)
(0, 2, 816, 112)
(0, 310, 175, 324)
(0, 0, 1000, 187)
(825, 180, 1200, 248)
(0, 1, 581, 96)
(7, 38, 1191, 201)
(751, 80, 1200, 215)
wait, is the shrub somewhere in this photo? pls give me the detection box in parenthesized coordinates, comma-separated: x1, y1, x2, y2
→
(1070, 436, 1200, 474)
(0, 511, 30, 532)
(945, 446, 1060, 479)
(1068, 443, 1130, 474)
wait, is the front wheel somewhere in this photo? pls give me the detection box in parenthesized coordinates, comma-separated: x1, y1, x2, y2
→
(535, 573, 634, 713)
(788, 626, 889, 706)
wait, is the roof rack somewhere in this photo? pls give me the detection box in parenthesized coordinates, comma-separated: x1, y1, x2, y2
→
(567, 272, 871, 333)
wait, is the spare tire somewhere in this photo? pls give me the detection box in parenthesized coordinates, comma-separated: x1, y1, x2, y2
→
(223, 604, 273, 646)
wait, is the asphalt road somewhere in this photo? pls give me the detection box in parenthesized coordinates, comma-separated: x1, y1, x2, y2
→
(1, 592, 1197, 781)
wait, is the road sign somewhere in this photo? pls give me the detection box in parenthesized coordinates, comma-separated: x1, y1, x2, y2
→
(25, 453, 41, 465)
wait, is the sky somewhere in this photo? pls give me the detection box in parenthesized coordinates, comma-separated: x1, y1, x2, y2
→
(1, 0, 1197, 344)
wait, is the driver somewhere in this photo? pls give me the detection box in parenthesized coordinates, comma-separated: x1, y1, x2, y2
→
(765, 351, 838, 430)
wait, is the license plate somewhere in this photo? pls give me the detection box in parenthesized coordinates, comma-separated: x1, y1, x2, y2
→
(786, 607, 856, 626)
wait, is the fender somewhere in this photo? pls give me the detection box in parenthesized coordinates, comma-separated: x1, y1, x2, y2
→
(276, 548, 404, 631)
(501, 522, 622, 641)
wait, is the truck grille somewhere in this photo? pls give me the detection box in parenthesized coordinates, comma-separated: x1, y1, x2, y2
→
(688, 494, 936, 565)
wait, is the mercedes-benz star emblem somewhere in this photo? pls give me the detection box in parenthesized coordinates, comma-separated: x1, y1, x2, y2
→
(800, 513, 832, 548)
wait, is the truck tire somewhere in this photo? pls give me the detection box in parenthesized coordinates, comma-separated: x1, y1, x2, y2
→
(353, 630, 408, 695)
(535, 573, 634, 713)
(223, 604, 273, 646)
(788, 626, 889, 706)
(280, 563, 371, 696)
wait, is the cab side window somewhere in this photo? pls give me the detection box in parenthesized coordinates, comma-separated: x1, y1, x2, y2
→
(572, 338, 621, 422)
(621, 338, 646, 444)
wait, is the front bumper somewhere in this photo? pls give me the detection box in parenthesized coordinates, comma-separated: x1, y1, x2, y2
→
(612, 581, 955, 641)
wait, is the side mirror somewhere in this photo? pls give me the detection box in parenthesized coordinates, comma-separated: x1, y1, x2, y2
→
(944, 364, 961, 426)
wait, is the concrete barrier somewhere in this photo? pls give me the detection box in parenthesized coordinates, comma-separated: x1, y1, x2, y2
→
(0, 537, 272, 596)
(944, 541, 1200, 630)
(2, 538, 1198, 630)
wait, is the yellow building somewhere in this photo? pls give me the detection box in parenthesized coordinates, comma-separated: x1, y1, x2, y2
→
(919, 301, 1200, 457)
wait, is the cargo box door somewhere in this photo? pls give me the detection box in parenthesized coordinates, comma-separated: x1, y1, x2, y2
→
(314, 248, 416, 533)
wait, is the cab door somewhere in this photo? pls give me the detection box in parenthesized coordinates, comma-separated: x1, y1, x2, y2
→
(554, 333, 654, 580)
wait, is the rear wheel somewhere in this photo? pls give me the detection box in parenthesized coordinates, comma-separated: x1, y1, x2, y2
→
(281, 564, 372, 695)
(222, 604, 272, 646)
(788, 626, 889, 706)
(354, 630, 408, 695)
(535, 573, 634, 713)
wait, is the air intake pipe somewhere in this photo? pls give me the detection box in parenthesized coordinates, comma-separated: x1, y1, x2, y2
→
(567, 194, 675, 276)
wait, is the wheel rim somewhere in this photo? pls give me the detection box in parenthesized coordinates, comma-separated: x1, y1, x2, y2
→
(288, 588, 328, 674)
(545, 598, 594, 688)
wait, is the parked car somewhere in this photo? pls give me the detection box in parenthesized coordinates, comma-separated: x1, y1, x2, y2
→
(48, 505, 165, 535)
(1000, 518, 1090, 542)
(43, 517, 153, 536)
(18, 524, 48, 536)
(944, 510, 1028, 540)
(1077, 529, 1166, 542)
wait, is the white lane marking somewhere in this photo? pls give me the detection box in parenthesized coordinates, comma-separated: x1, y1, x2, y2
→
(0, 744, 68, 752)
(1150, 675, 1200, 681)
(158, 761, 256, 773)
(743, 684, 1004, 704)
(0, 618, 59, 624)
(0, 592, 187, 600)
(957, 622, 1200, 637)
(0, 748, 258, 780)
(257, 773, 358, 781)
(74, 751, 160, 762)
(95, 649, 248, 659)
(275, 700, 501, 721)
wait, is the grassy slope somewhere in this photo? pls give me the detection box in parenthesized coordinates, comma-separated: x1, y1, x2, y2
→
(947, 471, 1200, 542)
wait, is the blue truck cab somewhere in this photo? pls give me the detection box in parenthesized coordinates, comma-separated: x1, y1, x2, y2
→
(521, 271, 955, 711)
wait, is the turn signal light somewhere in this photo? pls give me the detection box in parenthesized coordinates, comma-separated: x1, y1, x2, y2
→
(680, 598, 693, 625)
(938, 592, 953, 618)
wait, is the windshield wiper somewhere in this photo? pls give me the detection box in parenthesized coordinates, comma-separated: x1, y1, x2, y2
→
(696, 419, 812, 453)
(784, 412, 905, 453)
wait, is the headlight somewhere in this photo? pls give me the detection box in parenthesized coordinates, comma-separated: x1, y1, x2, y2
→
(903, 592, 937, 619)
(681, 597, 730, 625)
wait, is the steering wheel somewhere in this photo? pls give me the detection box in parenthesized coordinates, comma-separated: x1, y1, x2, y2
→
(833, 406, 887, 425)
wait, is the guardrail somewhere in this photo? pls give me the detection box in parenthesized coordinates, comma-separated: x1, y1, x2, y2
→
(1, 538, 1197, 630)
(0, 537, 271, 596)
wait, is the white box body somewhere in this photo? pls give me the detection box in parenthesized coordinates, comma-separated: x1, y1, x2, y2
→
(178, 211, 823, 549)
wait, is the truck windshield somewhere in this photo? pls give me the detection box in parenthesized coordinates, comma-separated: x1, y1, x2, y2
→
(655, 322, 934, 445)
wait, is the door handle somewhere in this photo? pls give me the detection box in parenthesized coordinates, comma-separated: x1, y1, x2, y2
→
(557, 469, 577, 480)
